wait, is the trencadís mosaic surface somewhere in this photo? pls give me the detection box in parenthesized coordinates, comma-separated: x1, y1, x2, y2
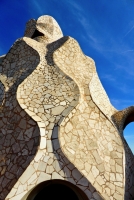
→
(0, 15, 133, 200)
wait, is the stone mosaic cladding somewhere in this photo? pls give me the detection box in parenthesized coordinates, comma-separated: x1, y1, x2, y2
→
(0, 15, 133, 200)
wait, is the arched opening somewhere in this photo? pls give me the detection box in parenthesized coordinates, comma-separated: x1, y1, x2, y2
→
(122, 110, 134, 154)
(26, 180, 88, 200)
(34, 183, 78, 200)
(124, 122, 134, 154)
(123, 111, 134, 130)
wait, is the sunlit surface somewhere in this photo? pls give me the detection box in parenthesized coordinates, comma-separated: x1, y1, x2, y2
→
(124, 122, 134, 154)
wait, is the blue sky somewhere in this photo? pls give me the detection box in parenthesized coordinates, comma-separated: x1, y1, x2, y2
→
(0, 0, 134, 153)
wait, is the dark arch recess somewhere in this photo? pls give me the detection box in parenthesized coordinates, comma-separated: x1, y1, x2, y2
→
(26, 179, 88, 200)
(123, 110, 134, 130)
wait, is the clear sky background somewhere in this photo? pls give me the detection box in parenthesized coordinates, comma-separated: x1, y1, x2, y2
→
(0, 0, 134, 153)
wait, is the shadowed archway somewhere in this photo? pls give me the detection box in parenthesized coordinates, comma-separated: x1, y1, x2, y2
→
(27, 180, 88, 200)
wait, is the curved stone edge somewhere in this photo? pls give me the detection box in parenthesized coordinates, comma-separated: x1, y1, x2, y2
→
(53, 36, 126, 200)
(90, 72, 117, 123)
(0, 38, 40, 199)
(6, 36, 100, 199)
(24, 15, 63, 43)
(112, 106, 134, 134)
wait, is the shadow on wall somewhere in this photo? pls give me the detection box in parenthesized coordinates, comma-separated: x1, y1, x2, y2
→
(0, 39, 40, 199)
(46, 36, 69, 67)
(0, 82, 5, 107)
(45, 39, 103, 200)
(47, 37, 134, 200)
(25, 125, 103, 200)
(51, 125, 104, 200)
